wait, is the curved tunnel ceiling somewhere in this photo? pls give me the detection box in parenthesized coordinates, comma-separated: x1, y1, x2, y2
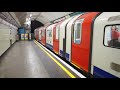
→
(14, 12, 73, 26)
(0, 12, 74, 29)
(29, 12, 73, 24)
(14, 12, 27, 26)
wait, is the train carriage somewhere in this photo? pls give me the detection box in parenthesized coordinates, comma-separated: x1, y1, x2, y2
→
(34, 12, 120, 78)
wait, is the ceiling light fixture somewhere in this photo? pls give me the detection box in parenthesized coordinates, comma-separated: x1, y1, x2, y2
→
(30, 14, 32, 17)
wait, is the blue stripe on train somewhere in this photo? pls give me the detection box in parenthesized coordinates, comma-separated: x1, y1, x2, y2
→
(65, 53, 69, 61)
(93, 66, 118, 78)
(60, 50, 63, 57)
(46, 43, 53, 50)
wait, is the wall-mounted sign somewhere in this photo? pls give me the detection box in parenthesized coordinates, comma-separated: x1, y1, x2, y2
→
(21, 34, 25, 40)
(25, 34, 28, 40)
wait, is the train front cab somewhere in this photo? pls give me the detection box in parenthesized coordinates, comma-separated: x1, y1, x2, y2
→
(91, 12, 120, 78)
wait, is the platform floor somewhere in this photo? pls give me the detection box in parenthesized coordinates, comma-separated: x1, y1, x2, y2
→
(0, 41, 80, 78)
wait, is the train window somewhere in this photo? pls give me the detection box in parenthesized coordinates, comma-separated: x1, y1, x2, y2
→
(73, 19, 83, 44)
(42, 30, 44, 37)
(49, 30, 52, 37)
(46, 30, 50, 37)
(47, 29, 52, 37)
(104, 25, 120, 48)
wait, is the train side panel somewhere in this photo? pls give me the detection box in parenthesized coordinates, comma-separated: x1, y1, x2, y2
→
(59, 17, 74, 57)
(46, 24, 55, 50)
(66, 14, 82, 61)
(91, 12, 120, 78)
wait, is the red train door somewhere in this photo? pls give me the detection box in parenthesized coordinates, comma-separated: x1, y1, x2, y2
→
(71, 12, 99, 73)
(53, 24, 59, 54)
(41, 28, 46, 45)
(53, 21, 63, 54)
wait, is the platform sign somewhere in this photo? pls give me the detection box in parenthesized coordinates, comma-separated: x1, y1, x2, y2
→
(25, 34, 28, 40)
(21, 34, 25, 40)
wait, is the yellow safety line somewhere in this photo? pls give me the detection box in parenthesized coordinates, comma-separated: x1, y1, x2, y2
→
(34, 40, 76, 78)
(71, 62, 80, 69)
(54, 51, 59, 54)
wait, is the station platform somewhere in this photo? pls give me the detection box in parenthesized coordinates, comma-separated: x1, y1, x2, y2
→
(0, 40, 85, 78)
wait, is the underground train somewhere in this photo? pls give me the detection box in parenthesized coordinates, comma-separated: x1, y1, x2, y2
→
(0, 18, 18, 56)
(34, 12, 120, 78)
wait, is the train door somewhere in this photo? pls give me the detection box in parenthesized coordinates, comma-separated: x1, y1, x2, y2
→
(53, 23, 59, 54)
(59, 17, 74, 58)
(71, 19, 84, 69)
(41, 28, 46, 45)
(46, 25, 52, 49)
(65, 14, 82, 61)
(91, 12, 120, 78)
(71, 12, 99, 73)
(53, 21, 64, 54)
(46, 24, 55, 50)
